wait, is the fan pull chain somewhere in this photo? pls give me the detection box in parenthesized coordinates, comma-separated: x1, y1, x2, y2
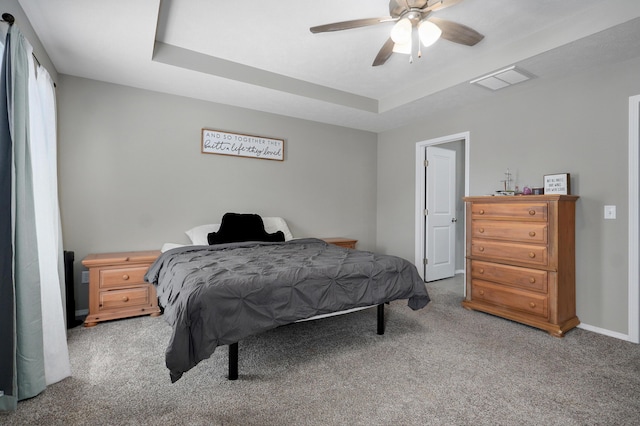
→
(417, 30, 422, 59)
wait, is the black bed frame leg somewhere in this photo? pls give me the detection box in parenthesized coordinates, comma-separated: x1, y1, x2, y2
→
(228, 342, 238, 380)
(377, 304, 385, 335)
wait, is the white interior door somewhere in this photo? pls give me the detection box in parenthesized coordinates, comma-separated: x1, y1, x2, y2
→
(425, 146, 456, 282)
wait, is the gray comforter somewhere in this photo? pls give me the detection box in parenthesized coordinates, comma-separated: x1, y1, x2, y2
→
(145, 238, 430, 382)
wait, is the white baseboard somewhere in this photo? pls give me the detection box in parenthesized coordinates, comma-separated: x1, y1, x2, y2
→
(578, 322, 633, 342)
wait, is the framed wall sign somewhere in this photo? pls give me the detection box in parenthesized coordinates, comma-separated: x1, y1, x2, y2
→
(544, 173, 570, 195)
(201, 128, 284, 161)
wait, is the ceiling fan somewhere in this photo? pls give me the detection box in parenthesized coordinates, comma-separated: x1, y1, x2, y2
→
(310, 0, 484, 66)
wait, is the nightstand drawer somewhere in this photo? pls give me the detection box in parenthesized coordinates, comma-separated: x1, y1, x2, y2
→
(100, 266, 149, 289)
(471, 260, 548, 293)
(472, 221, 548, 244)
(472, 280, 548, 318)
(471, 239, 548, 267)
(100, 286, 150, 310)
(471, 202, 548, 221)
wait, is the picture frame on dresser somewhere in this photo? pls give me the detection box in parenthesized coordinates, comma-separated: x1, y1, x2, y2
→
(543, 173, 570, 195)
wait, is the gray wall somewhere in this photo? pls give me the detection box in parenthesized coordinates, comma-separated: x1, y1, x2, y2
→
(377, 55, 640, 335)
(57, 76, 378, 312)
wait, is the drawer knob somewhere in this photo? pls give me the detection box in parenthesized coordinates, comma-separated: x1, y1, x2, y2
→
(479, 268, 484, 274)
(122, 296, 129, 302)
(529, 277, 536, 283)
(529, 210, 536, 216)
(122, 274, 130, 280)
(528, 252, 536, 258)
(478, 247, 485, 252)
(479, 228, 485, 233)
(529, 302, 536, 309)
(479, 209, 485, 215)
(529, 231, 536, 237)
(479, 290, 485, 296)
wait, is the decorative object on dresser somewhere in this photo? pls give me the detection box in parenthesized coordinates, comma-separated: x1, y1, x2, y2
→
(462, 195, 579, 337)
(544, 173, 570, 195)
(83, 250, 162, 327)
(321, 237, 358, 249)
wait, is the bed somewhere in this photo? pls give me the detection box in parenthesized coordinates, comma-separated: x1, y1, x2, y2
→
(146, 214, 430, 382)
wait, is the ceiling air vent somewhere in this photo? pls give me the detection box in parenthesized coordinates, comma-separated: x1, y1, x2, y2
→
(470, 66, 534, 91)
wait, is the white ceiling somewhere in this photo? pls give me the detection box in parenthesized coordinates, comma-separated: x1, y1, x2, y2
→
(18, 0, 640, 132)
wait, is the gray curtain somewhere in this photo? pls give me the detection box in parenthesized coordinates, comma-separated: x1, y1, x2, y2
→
(0, 23, 16, 411)
(0, 24, 46, 413)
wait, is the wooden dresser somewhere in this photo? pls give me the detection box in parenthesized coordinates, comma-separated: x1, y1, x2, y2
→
(83, 250, 162, 327)
(462, 195, 579, 337)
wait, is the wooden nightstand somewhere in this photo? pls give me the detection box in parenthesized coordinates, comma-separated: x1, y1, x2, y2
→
(322, 237, 358, 249)
(82, 250, 162, 327)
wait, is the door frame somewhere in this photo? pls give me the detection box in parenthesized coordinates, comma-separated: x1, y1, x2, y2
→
(415, 131, 470, 281)
(629, 94, 640, 343)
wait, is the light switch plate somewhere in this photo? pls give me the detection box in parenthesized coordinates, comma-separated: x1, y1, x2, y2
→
(604, 205, 616, 220)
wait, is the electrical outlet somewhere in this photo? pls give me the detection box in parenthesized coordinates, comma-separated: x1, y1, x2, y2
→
(604, 205, 616, 220)
(81, 270, 90, 283)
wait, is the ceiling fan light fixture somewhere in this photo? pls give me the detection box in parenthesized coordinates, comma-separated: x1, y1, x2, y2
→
(390, 17, 412, 44)
(392, 39, 412, 54)
(418, 20, 442, 47)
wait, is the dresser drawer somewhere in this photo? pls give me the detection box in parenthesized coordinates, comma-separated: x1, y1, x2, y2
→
(471, 202, 547, 221)
(100, 266, 149, 289)
(471, 260, 548, 293)
(99, 286, 150, 310)
(471, 280, 548, 318)
(472, 221, 548, 244)
(471, 239, 548, 267)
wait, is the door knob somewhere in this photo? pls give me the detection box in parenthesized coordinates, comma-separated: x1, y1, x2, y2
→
(451, 218, 458, 223)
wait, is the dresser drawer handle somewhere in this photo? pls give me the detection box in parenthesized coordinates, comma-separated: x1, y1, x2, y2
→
(479, 290, 485, 296)
(529, 231, 536, 237)
(529, 277, 536, 283)
(478, 247, 485, 252)
(122, 274, 130, 280)
(122, 296, 129, 302)
(528, 252, 536, 258)
(478, 268, 484, 274)
(529, 302, 536, 309)
(478, 209, 485, 215)
(529, 210, 536, 216)
(478, 228, 485, 233)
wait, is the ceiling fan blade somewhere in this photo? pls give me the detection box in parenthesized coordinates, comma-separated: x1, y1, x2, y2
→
(428, 17, 484, 46)
(372, 37, 395, 67)
(423, 0, 464, 13)
(310, 17, 393, 34)
(389, 0, 410, 17)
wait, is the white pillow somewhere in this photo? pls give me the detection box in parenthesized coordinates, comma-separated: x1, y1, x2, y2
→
(185, 216, 293, 245)
(185, 224, 221, 245)
(263, 217, 294, 241)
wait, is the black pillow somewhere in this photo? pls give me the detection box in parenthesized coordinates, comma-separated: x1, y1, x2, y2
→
(207, 213, 285, 245)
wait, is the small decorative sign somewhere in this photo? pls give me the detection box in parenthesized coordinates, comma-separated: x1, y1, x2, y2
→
(201, 129, 284, 161)
(544, 173, 570, 195)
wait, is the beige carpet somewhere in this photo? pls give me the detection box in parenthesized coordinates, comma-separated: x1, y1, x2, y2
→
(2, 276, 640, 425)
